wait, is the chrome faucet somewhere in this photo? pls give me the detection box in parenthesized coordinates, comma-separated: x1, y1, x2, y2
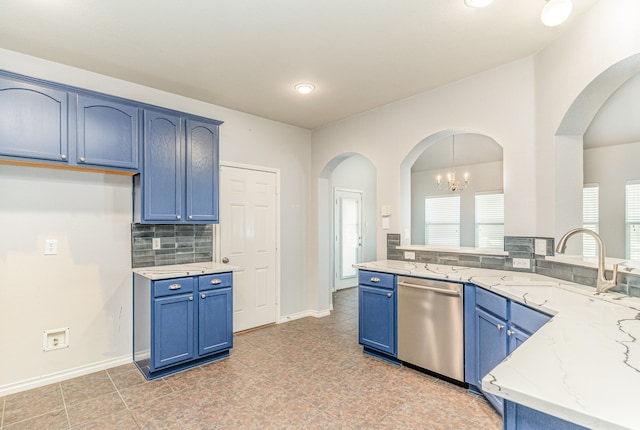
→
(555, 228, 618, 293)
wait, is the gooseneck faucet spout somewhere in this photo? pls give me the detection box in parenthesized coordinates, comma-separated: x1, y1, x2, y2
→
(555, 228, 618, 293)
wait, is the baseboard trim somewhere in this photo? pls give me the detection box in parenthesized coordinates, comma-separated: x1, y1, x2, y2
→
(277, 308, 331, 323)
(0, 355, 132, 396)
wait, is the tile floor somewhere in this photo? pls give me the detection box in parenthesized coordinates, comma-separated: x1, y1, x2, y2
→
(0, 287, 501, 429)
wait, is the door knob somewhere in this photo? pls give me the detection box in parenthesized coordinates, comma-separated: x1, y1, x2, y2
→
(222, 257, 229, 264)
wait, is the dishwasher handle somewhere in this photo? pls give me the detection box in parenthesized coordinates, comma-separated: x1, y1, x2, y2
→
(398, 281, 461, 297)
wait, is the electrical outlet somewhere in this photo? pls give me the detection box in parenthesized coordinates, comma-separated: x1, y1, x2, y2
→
(512, 258, 531, 269)
(45, 239, 58, 255)
(404, 251, 416, 260)
(152, 238, 161, 250)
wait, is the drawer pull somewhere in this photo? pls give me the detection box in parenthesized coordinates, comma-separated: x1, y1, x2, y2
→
(496, 324, 504, 330)
(168, 284, 182, 290)
(210, 279, 222, 285)
(370, 277, 381, 283)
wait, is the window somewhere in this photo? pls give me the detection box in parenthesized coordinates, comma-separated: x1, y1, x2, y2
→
(475, 193, 504, 250)
(626, 182, 640, 260)
(582, 185, 599, 258)
(425, 195, 460, 246)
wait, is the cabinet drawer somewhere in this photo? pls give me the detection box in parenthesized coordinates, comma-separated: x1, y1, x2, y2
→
(510, 302, 551, 335)
(358, 270, 395, 289)
(476, 288, 508, 320)
(153, 277, 194, 298)
(199, 272, 233, 291)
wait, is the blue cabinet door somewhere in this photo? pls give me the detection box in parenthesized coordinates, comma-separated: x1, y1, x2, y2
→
(0, 75, 68, 162)
(76, 94, 139, 170)
(198, 287, 233, 356)
(476, 307, 508, 415)
(143, 110, 183, 222)
(153, 293, 195, 369)
(185, 119, 220, 223)
(359, 285, 396, 356)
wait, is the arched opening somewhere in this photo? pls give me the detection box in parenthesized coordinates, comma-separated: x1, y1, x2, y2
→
(400, 130, 504, 249)
(318, 153, 377, 307)
(554, 53, 640, 258)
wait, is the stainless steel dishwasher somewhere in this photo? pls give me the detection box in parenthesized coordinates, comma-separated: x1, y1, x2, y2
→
(397, 276, 464, 382)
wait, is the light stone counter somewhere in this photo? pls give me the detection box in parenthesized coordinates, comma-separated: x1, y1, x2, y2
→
(133, 262, 240, 281)
(355, 260, 640, 430)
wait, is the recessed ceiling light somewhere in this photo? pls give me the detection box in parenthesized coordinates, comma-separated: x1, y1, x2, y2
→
(464, 0, 494, 8)
(294, 83, 315, 95)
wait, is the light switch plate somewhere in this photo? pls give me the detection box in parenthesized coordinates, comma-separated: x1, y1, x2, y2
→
(45, 239, 58, 255)
(513, 258, 531, 269)
(535, 238, 547, 255)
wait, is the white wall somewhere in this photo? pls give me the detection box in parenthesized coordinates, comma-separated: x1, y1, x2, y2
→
(0, 49, 311, 392)
(412, 161, 503, 246)
(0, 166, 132, 391)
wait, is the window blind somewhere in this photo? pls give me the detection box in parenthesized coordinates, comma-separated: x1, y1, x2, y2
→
(475, 193, 504, 250)
(626, 182, 640, 260)
(425, 195, 460, 246)
(582, 185, 599, 258)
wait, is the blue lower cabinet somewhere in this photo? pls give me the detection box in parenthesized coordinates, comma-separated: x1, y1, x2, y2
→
(358, 271, 397, 360)
(475, 307, 508, 415)
(505, 401, 588, 430)
(153, 292, 195, 369)
(134, 272, 233, 380)
(198, 287, 233, 356)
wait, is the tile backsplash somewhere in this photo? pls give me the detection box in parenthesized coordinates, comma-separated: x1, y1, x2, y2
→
(131, 224, 213, 268)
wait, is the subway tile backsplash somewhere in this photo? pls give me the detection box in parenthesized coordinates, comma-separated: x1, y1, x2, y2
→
(389, 235, 640, 297)
(131, 224, 213, 268)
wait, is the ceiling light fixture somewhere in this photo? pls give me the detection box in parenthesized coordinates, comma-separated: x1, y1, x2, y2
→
(464, 0, 494, 8)
(540, 0, 573, 27)
(294, 83, 315, 95)
(436, 134, 469, 192)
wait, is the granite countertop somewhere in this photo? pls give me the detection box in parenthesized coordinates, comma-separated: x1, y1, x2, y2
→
(355, 260, 640, 430)
(133, 262, 240, 280)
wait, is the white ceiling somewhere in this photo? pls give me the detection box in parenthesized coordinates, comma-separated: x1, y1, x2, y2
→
(411, 134, 503, 172)
(0, 0, 600, 130)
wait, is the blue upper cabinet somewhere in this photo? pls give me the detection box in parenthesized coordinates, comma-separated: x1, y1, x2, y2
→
(0, 75, 69, 163)
(76, 94, 139, 170)
(142, 110, 183, 222)
(136, 109, 221, 224)
(185, 119, 219, 223)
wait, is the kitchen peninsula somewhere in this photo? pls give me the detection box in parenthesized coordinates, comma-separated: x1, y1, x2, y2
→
(355, 260, 640, 430)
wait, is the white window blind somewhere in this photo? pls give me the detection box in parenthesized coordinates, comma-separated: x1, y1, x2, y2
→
(475, 193, 504, 250)
(582, 185, 599, 258)
(626, 182, 640, 260)
(425, 195, 460, 246)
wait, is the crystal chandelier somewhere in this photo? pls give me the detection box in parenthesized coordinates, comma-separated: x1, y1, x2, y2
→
(436, 134, 469, 192)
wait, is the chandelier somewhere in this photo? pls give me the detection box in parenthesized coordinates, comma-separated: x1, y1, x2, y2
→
(436, 134, 469, 192)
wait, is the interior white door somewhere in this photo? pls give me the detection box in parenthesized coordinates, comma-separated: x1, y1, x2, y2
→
(334, 189, 363, 290)
(220, 165, 277, 332)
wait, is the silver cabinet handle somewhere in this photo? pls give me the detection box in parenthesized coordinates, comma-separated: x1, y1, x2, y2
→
(210, 279, 221, 285)
(387, 292, 392, 298)
(189, 296, 193, 301)
(61, 154, 67, 160)
(168, 284, 182, 290)
(79, 157, 85, 162)
(176, 215, 181, 220)
(496, 324, 504, 330)
(507, 330, 515, 336)
(201, 293, 206, 299)
(370, 277, 381, 283)
(398, 281, 461, 297)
